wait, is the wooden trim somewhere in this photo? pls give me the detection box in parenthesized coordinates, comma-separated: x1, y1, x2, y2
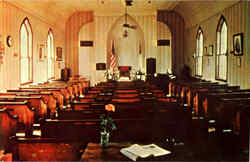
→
(215, 78, 227, 82)
(20, 81, 33, 86)
(19, 17, 33, 85)
(195, 75, 202, 78)
(48, 77, 55, 80)
(215, 15, 228, 81)
(12, 137, 86, 143)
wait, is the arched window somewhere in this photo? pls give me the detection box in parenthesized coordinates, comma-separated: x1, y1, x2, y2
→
(20, 18, 33, 84)
(195, 27, 203, 76)
(47, 29, 54, 79)
(216, 16, 227, 81)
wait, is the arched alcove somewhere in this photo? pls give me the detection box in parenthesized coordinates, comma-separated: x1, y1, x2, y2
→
(157, 11, 185, 76)
(157, 21, 172, 73)
(78, 22, 95, 80)
(106, 14, 145, 72)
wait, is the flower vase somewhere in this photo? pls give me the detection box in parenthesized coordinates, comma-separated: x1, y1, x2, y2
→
(100, 131, 110, 148)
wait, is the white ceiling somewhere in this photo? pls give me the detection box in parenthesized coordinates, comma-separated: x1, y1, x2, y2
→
(175, 1, 239, 28)
(6, 0, 240, 29)
(7, 0, 179, 27)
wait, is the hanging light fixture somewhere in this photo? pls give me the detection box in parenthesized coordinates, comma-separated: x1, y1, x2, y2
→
(123, 30, 128, 38)
(122, 0, 136, 38)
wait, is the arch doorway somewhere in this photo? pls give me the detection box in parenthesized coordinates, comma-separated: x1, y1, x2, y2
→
(78, 22, 94, 80)
(107, 14, 145, 73)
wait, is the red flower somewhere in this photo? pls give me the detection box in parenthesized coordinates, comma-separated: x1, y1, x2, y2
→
(105, 104, 115, 112)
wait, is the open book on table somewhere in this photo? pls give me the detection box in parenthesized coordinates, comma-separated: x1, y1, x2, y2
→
(120, 144, 171, 161)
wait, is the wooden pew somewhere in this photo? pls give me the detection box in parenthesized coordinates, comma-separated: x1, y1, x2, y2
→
(60, 88, 71, 108)
(113, 92, 138, 98)
(0, 95, 47, 122)
(40, 118, 150, 142)
(184, 83, 229, 113)
(0, 108, 18, 152)
(45, 100, 191, 143)
(19, 87, 67, 109)
(151, 101, 192, 142)
(205, 98, 250, 158)
(169, 80, 209, 98)
(95, 92, 113, 103)
(58, 105, 147, 120)
(6, 90, 57, 118)
(72, 98, 144, 111)
(11, 137, 85, 161)
(67, 85, 75, 103)
(192, 86, 243, 116)
(26, 82, 79, 108)
(201, 91, 250, 118)
(0, 101, 34, 137)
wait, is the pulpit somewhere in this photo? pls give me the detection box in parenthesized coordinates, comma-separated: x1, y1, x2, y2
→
(118, 66, 131, 79)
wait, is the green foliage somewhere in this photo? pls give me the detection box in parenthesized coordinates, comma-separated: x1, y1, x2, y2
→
(100, 113, 117, 133)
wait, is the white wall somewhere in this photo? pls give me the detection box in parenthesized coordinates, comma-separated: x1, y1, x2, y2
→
(184, 2, 250, 88)
(78, 22, 95, 80)
(0, 2, 64, 91)
(75, 13, 173, 85)
(157, 21, 172, 73)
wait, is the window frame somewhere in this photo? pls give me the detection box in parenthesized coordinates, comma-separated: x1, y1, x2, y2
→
(195, 27, 203, 77)
(19, 18, 33, 85)
(215, 16, 228, 82)
(47, 29, 55, 80)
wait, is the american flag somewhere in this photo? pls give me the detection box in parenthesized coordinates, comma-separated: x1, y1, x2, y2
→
(110, 41, 118, 70)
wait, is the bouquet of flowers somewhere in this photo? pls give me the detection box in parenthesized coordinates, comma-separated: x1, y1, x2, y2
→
(100, 104, 117, 147)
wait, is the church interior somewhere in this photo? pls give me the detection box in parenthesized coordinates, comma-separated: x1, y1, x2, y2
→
(0, 0, 249, 161)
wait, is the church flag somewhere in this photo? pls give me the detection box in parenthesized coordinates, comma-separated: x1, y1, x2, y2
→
(139, 43, 142, 55)
(110, 41, 117, 70)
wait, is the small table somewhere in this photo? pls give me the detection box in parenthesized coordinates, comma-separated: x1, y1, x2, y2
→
(81, 142, 132, 161)
(80, 142, 185, 161)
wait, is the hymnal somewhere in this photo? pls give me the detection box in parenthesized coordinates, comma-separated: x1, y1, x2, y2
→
(120, 144, 171, 161)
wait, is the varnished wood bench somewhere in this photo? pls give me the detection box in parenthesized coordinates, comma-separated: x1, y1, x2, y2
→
(6, 90, 57, 118)
(191, 87, 245, 116)
(169, 80, 211, 98)
(0, 108, 18, 152)
(18, 87, 67, 109)
(58, 107, 147, 120)
(0, 101, 34, 137)
(10, 137, 85, 161)
(204, 98, 250, 157)
(185, 83, 228, 108)
(0, 95, 47, 122)
(201, 91, 250, 118)
(40, 118, 150, 142)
